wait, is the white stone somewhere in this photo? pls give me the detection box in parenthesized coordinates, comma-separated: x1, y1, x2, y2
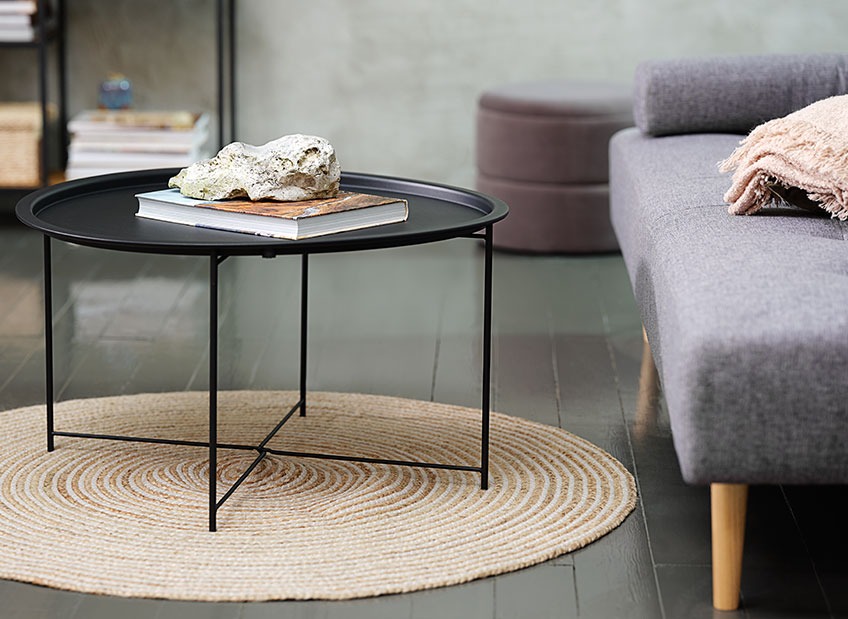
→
(169, 134, 341, 201)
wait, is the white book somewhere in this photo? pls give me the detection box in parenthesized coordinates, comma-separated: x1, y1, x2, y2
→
(135, 188, 409, 240)
(66, 162, 193, 180)
(69, 129, 209, 148)
(0, 14, 30, 25)
(68, 111, 209, 135)
(0, 1, 36, 15)
(0, 24, 32, 41)
(69, 139, 204, 155)
(68, 151, 199, 168)
(68, 148, 207, 168)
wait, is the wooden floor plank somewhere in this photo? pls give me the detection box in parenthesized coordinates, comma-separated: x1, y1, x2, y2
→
(156, 601, 243, 619)
(570, 508, 663, 619)
(409, 578, 495, 619)
(70, 595, 163, 619)
(493, 563, 577, 619)
(552, 333, 623, 426)
(0, 580, 83, 619)
(740, 567, 830, 618)
(656, 564, 739, 619)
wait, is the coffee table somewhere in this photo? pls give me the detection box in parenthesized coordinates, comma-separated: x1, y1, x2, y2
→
(16, 169, 509, 531)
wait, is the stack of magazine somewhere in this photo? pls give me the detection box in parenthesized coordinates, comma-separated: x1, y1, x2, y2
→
(66, 110, 209, 180)
(0, 0, 36, 42)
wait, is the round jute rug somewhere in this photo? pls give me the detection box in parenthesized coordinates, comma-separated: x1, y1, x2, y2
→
(0, 391, 636, 601)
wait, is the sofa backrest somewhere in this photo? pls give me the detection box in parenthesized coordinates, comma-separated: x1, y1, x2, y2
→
(634, 54, 848, 137)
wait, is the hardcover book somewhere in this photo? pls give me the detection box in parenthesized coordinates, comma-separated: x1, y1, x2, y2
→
(69, 111, 207, 133)
(135, 188, 409, 240)
(0, 1, 36, 15)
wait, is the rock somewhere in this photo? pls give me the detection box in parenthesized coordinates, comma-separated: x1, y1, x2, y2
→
(169, 134, 340, 201)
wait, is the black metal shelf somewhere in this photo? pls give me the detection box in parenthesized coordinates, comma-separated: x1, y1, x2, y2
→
(0, 0, 235, 209)
(0, 0, 65, 194)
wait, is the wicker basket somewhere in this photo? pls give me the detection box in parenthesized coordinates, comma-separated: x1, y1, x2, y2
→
(0, 103, 43, 188)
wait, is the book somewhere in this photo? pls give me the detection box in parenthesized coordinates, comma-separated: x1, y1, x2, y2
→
(135, 188, 409, 240)
(69, 137, 207, 154)
(0, 1, 36, 15)
(67, 148, 204, 168)
(0, 13, 31, 25)
(0, 24, 32, 41)
(69, 111, 208, 134)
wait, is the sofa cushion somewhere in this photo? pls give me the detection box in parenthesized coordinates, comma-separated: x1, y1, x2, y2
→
(610, 127, 848, 484)
(634, 54, 848, 136)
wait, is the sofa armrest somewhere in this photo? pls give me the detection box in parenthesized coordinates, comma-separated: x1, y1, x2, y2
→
(634, 53, 848, 136)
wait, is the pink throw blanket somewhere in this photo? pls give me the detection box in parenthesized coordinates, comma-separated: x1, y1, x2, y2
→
(720, 94, 848, 219)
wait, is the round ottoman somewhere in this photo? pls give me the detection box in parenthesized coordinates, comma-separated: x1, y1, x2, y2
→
(476, 80, 633, 253)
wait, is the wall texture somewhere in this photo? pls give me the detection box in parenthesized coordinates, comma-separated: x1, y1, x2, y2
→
(1, 0, 846, 187)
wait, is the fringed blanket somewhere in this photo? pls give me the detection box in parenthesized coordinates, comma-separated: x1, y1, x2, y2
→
(720, 94, 848, 220)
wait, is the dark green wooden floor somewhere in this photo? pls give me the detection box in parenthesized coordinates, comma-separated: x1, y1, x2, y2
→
(0, 223, 845, 619)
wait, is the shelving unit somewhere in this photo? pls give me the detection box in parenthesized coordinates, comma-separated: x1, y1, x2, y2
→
(0, 0, 66, 202)
(217, 0, 237, 148)
(0, 0, 235, 208)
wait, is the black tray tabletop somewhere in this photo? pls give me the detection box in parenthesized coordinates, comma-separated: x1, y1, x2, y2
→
(16, 169, 509, 256)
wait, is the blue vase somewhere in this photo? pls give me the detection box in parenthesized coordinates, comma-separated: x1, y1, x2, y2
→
(98, 74, 133, 110)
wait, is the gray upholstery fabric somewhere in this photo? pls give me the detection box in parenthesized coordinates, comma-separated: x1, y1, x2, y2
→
(634, 54, 848, 136)
(478, 174, 617, 253)
(610, 128, 848, 484)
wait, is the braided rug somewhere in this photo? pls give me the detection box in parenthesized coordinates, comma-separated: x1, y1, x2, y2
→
(0, 391, 636, 600)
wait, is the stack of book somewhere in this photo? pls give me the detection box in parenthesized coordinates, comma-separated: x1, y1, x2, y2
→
(66, 110, 209, 180)
(0, 0, 37, 42)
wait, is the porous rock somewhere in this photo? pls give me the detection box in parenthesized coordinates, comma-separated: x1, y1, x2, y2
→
(169, 134, 340, 201)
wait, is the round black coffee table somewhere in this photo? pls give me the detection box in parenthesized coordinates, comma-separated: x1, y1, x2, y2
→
(16, 169, 508, 531)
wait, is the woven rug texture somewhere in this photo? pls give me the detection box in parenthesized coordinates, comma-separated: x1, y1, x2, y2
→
(0, 391, 636, 600)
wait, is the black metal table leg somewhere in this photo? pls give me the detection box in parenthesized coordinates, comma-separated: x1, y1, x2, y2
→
(300, 254, 308, 417)
(43, 235, 54, 452)
(481, 224, 493, 490)
(209, 253, 219, 532)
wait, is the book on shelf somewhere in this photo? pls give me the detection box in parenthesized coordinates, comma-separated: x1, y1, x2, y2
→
(65, 161, 208, 181)
(68, 146, 206, 167)
(0, 24, 32, 41)
(69, 136, 207, 152)
(0, 0, 39, 41)
(0, 13, 31, 25)
(69, 110, 208, 134)
(66, 110, 209, 180)
(135, 188, 409, 240)
(0, 1, 36, 15)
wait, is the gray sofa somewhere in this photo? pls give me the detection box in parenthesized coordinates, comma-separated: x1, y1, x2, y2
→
(609, 54, 848, 610)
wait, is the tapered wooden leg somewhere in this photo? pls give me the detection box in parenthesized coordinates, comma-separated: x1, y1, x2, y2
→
(636, 327, 659, 429)
(711, 483, 748, 611)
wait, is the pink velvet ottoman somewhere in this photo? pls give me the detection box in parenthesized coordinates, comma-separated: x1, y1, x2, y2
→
(476, 80, 633, 253)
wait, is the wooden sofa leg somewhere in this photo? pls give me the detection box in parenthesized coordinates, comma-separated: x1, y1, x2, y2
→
(636, 326, 659, 429)
(711, 483, 748, 611)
